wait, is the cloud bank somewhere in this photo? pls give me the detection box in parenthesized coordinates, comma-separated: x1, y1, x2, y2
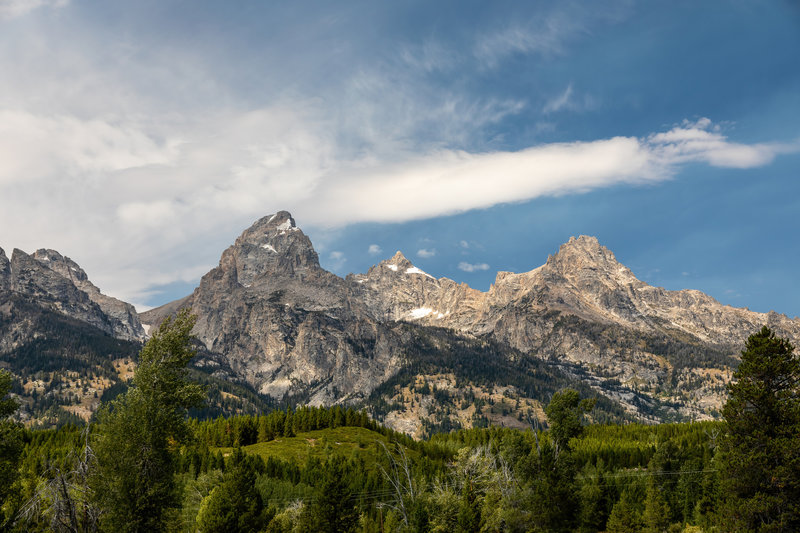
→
(1, 107, 794, 307)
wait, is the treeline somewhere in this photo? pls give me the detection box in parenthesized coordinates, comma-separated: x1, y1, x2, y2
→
(0, 397, 725, 532)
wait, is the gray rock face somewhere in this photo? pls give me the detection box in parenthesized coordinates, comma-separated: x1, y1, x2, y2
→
(0, 248, 9, 293)
(142, 211, 405, 405)
(143, 215, 800, 422)
(31, 249, 144, 341)
(2, 247, 144, 341)
(346, 251, 482, 325)
(357, 235, 800, 418)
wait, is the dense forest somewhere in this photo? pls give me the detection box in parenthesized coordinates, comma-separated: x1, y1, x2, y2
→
(0, 314, 797, 532)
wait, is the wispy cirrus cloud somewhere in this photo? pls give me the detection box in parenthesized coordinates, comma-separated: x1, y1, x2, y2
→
(474, 13, 580, 67)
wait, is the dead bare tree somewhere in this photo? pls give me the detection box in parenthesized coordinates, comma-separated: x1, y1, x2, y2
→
(17, 426, 100, 533)
(377, 440, 422, 527)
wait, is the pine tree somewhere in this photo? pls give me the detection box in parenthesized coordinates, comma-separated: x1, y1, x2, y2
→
(0, 370, 24, 526)
(606, 486, 644, 533)
(718, 326, 800, 531)
(91, 310, 204, 533)
(302, 457, 358, 533)
(196, 448, 272, 533)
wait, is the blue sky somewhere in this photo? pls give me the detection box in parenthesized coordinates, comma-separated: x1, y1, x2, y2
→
(0, 0, 798, 317)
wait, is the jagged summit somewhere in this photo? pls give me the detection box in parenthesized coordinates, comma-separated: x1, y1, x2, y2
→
(217, 211, 321, 287)
(541, 235, 639, 288)
(548, 235, 620, 267)
(388, 250, 411, 265)
(0, 246, 144, 341)
(245, 210, 299, 234)
(33, 249, 90, 284)
(375, 251, 436, 279)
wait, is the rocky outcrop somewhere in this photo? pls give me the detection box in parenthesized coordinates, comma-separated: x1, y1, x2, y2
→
(0, 248, 10, 293)
(346, 251, 483, 326)
(0, 247, 144, 342)
(30, 249, 144, 341)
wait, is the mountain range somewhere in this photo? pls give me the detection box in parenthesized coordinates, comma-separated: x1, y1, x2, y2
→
(3, 211, 799, 436)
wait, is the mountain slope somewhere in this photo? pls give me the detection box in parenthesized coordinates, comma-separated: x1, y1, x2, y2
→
(142, 212, 800, 431)
(0, 246, 148, 424)
(142, 212, 406, 406)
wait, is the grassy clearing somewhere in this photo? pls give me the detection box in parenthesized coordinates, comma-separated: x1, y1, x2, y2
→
(217, 426, 408, 465)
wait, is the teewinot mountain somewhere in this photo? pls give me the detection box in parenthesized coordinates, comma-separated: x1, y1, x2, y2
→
(4, 212, 799, 435)
(138, 211, 799, 436)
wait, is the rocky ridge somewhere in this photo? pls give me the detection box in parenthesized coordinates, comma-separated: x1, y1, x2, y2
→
(0, 247, 145, 342)
(142, 212, 800, 427)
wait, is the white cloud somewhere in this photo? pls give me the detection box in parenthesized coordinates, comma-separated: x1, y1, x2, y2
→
(368, 244, 382, 255)
(458, 262, 490, 272)
(417, 248, 437, 258)
(0, 104, 794, 307)
(0, 0, 67, 20)
(0, 111, 178, 185)
(295, 119, 797, 227)
(459, 240, 469, 249)
(647, 118, 791, 169)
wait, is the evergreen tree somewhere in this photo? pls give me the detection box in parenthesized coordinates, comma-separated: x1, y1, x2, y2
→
(719, 326, 800, 531)
(606, 485, 645, 533)
(545, 389, 596, 461)
(91, 310, 204, 533)
(578, 460, 609, 533)
(0, 370, 24, 527)
(642, 480, 671, 533)
(196, 448, 273, 533)
(526, 389, 596, 532)
(303, 457, 358, 533)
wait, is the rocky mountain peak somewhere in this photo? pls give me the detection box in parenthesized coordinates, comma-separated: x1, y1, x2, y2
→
(382, 251, 413, 271)
(544, 235, 637, 284)
(33, 249, 90, 285)
(3, 247, 144, 341)
(549, 235, 613, 264)
(389, 250, 410, 264)
(383, 252, 436, 280)
(218, 211, 322, 287)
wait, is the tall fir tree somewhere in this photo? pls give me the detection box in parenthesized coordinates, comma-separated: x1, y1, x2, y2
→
(91, 310, 204, 533)
(0, 370, 23, 527)
(718, 326, 800, 531)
